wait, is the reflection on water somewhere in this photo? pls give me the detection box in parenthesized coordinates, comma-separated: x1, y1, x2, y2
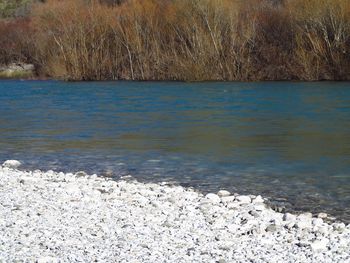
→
(0, 80, 350, 221)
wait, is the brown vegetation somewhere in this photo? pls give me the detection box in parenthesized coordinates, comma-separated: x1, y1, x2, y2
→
(0, 18, 33, 65)
(0, 0, 349, 81)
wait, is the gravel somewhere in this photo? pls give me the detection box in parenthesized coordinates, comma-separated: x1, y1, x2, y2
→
(0, 160, 349, 262)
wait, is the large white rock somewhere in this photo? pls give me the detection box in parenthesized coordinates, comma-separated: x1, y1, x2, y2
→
(236, 195, 251, 204)
(333, 223, 346, 232)
(204, 193, 221, 204)
(221, 196, 236, 203)
(2, 160, 21, 169)
(295, 213, 313, 229)
(252, 195, 264, 203)
(283, 213, 296, 222)
(37, 256, 59, 263)
(312, 218, 323, 226)
(254, 203, 266, 211)
(298, 212, 312, 219)
(318, 212, 328, 219)
(310, 238, 329, 252)
(217, 190, 231, 197)
(295, 220, 312, 229)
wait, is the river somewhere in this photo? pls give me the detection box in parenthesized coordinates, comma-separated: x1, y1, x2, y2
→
(1, 80, 349, 221)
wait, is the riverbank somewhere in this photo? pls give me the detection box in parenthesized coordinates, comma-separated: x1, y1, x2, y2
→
(0, 63, 34, 79)
(0, 160, 349, 262)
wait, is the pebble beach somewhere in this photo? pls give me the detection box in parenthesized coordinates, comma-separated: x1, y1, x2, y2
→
(0, 160, 349, 262)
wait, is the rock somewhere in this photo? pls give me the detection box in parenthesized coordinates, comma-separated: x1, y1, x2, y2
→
(312, 218, 323, 226)
(0, 63, 34, 78)
(236, 195, 251, 204)
(204, 193, 221, 204)
(254, 204, 266, 211)
(65, 184, 81, 195)
(75, 171, 87, 177)
(226, 202, 240, 210)
(217, 190, 231, 197)
(310, 238, 329, 252)
(37, 256, 59, 263)
(266, 224, 278, 232)
(295, 220, 312, 229)
(299, 212, 312, 219)
(285, 222, 295, 230)
(249, 210, 260, 218)
(221, 196, 235, 203)
(252, 195, 264, 203)
(316, 225, 330, 235)
(318, 212, 328, 219)
(333, 223, 346, 232)
(0, 167, 349, 262)
(283, 213, 296, 222)
(2, 160, 21, 169)
(104, 170, 114, 177)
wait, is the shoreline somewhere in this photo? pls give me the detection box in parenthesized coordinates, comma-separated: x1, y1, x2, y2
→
(1, 160, 349, 262)
(1, 76, 350, 82)
(0, 65, 350, 82)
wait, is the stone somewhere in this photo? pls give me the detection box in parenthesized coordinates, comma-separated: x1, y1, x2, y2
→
(295, 220, 312, 229)
(236, 195, 251, 204)
(285, 222, 295, 230)
(310, 238, 329, 252)
(283, 213, 296, 222)
(316, 225, 330, 235)
(217, 190, 231, 197)
(75, 171, 88, 177)
(318, 212, 328, 219)
(252, 195, 264, 203)
(0, 63, 34, 78)
(0, 166, 349, 262)
(37, 257, 59, 263)
(254, 204, 266, 211)
(333, 223, 346, 232)
(65, 184, 81, 195)
(204, 193, 221, 204)
(266, 224, 278, 232)
(226, 202, 240, 210)
(2, 160, 21, 169)
(299, 212, 312, 219)
(221, 196, 235, 203)
(249, 210, 260, 218)
(312, 218, 323, 226)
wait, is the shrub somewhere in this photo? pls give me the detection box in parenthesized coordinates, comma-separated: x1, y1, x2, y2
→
(0, 0, 32, 18)
(0, 18, 34, 65)
(1, 0, 349, 80)
(289, 0, 350, 80)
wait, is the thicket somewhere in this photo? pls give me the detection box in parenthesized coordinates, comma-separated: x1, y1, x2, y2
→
(0, 0, 349, 81)
(0, 0, 31, 18)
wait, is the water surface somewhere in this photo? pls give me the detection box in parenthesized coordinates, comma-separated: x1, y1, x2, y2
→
(1, 80, 350, 221)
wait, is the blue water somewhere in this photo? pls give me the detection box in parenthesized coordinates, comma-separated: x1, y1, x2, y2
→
(1, 80, 350, 221)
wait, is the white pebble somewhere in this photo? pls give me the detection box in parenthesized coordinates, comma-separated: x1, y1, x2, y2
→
(318, 212, 328, 219)
(0, 166, 348, 263)
(2, 160, 21, 169)
(310, 238, 329, 252)
(217, 190, 231, 197)
(252, 195, 264, 203)
(236, 195, 251, 204)
(204, 193, 221, 204)
(221, 196, 236, 203)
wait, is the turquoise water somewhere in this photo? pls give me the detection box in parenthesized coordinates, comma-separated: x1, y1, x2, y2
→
(1, 80, 350, 221)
